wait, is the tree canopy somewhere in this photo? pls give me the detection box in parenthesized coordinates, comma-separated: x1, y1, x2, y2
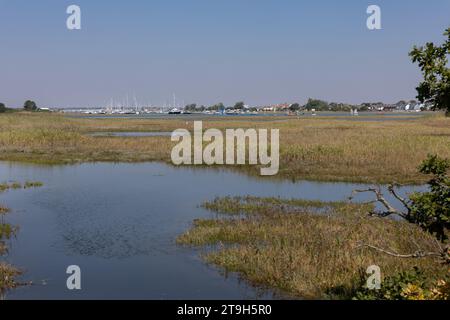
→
(23, 100, 38, 111)
(0, 103, 6, 113)
(304, 98, 329, 111)
(289, 103, 300, 111)
(409, 27, 450, 115)
(233, 101, 245, 110)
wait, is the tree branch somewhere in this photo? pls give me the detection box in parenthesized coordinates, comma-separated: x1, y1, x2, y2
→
(351, 186, 408, 219)
(356, 242, 444, 260)
(388, 183, 412, 213)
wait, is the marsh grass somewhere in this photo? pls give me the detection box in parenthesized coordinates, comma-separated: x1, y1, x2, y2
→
(0, 181, 44, 192)
(0, 263, 21, 298)
(178, 196, 448, 299)
(202, 196, 357, 216)
(0, 112, 449, 183)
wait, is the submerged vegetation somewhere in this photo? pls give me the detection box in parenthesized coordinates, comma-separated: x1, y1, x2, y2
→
(0, 112, 449, 183)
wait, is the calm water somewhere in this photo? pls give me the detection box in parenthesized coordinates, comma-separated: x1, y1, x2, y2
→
(0, 162, 422, 299)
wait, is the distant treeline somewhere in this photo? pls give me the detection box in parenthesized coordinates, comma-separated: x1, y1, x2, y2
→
(184, 102, 258, 112)
(0, 100, 45, 113)
(183, 98, 424, 113)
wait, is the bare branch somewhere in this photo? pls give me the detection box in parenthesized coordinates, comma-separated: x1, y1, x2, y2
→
(351, 186, 408, 219)
(388, 184, 412, 213)
(356, 242, 443, 260)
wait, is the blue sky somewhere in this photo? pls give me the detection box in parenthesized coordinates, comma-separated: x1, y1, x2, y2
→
(0, 0, 449, 108)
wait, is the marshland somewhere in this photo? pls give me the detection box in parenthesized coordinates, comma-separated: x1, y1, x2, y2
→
(0, 111, 449, 299)
(1, 112, 449, 183)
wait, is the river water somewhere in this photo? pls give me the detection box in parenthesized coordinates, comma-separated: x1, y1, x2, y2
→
(0, 161, 422, 299)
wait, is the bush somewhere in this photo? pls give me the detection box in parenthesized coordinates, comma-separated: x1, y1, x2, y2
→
(409, 155, 450, 241)
(353, 267, 450, 300)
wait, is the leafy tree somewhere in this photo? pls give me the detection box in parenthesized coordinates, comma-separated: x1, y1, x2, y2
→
(304, 98, 329, 111)
(289, 103, 300, 111)
(0, 103, 6, 113)
(184, 104, 197, 112)
(207, 103, 225, 111)
(233, 101, 245, 110)
(23, 100, 37, 111)
(409, 27, 450, 115)
(409, 155, 450, 241)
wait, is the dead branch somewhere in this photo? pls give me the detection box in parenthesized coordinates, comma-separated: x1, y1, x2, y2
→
(356, 242, 449, 263)
(350, 186, 408, 219)
(388, 183, 412, 213)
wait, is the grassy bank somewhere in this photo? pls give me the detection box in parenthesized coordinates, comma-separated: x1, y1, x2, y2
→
(177, 196, 448, 299)
(0, 112, 449, 183)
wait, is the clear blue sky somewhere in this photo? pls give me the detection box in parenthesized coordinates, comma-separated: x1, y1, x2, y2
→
(0, 0, 449, 108)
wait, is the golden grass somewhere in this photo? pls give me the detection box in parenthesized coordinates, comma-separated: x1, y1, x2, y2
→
(177, 197, 448, 299)
(0, 112, 449, 183)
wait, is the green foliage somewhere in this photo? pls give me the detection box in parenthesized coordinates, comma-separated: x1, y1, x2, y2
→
(409, 27, 450, 115)
(23, 100, 38, 111)
(329, 102, 353, 112)
(289, 103, 300, 111)
(409, 155, 450, 241)
(233, 101, 245, 110)
(304, 98, 329, 111)
(184, 103, 198, 112)
(353, 267, 449, 300)
(207, 103, 225, 111)
(0, 103, 6, 113)
(354, 267, 426, 300)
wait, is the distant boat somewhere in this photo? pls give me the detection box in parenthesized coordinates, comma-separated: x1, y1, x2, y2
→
(168, 108, 182, 114)
(354, 109, 359, 116)
(311, 109, 317, 116)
